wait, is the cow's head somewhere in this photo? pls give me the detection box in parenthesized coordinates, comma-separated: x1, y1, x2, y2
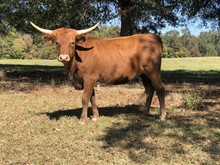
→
(30, 22, 99, 64)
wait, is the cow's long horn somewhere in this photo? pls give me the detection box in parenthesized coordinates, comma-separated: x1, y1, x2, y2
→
(77, 22, 100, 35)
(30, 21, 53, 34)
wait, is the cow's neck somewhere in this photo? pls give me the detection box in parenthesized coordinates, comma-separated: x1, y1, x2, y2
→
(63, 61, 72, 72)
(67, 57, 78, 81)
(67, 57, 84, 90)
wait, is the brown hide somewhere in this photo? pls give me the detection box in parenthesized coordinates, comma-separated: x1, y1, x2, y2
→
(72, 34, 162, 85)
(43, 30, 166, 124)
(68, 34, 166, 124)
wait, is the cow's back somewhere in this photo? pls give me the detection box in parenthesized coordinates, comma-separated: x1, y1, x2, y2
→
(76, 34, 163, 84)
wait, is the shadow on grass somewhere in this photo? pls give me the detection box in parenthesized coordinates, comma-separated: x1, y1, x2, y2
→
(0, 64, 67, 84)
(162, 70, 220, 84)
(168, 113, 220, 162)
(41, 104, 152, 120)
(98, 111, 220, 164)
(94, 111, 220, 164)
(39, 102, 220, 164)
(1, 64, 220, 85)
(40, 104, 161, 163)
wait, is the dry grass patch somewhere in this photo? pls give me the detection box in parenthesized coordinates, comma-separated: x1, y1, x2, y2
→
(0, 83, 219, 164)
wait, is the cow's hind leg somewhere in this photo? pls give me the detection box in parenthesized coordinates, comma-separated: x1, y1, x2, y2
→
(141, 74, 155, 116)
(148, 72, 166, 121)
(90, 89, 99, 121)
(80, 79, 96, 125)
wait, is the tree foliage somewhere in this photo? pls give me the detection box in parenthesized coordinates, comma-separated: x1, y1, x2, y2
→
(162, 29, 220, 57)
(109, 0, 180, 36)
(0, 27, 219, 59)
(181, 0, 220, 28)
(0, 0, 219, 59)
(1, 0, 219, 35)
(90, 26, 120, 38)
(0, 0, 113, 33)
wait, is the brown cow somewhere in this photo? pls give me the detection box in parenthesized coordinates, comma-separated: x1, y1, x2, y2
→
(30, 22, 166, 124)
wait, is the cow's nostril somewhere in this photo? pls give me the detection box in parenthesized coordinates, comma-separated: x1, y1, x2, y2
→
(59, 55, 69, 62)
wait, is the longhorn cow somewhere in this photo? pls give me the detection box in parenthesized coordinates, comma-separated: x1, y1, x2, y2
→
(30, 22, 166, 124)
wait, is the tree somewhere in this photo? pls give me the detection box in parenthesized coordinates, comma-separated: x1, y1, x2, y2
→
(91, 26, 120, 38)
(163, 30, 185, 57)
(117, 0, 218, 36)
(0, 0, 113, 33)
(187, 36, 201, 57)
(1, 0, 219, 36)
(113, 0, 180, 36)
(198, 31, 220, 56)
(162, 28, 220, 57)
(0, 29, 16, 59)
(181, 0, 220, 29)
(38, 45, 57, 59)
(11, 38, 28, 59)
(1, 1, 219, 59)
(0, 37, 11, 59)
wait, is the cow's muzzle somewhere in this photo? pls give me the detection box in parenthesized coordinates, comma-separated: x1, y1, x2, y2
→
(58, 54, 70, 63)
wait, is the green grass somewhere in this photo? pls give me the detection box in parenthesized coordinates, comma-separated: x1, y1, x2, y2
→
(1, 57, 220, 71)
(0, 57, 219, 85)
(0, 86, 219, 164)
(160, 57, 220, 84)
(162, 57, 220, 71)
(0, 57, 220, 164)
(0, 59, 62, 66)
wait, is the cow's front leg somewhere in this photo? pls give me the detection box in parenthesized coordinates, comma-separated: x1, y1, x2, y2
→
(90, 89, 99, 121)
(79, 79, 96, 125)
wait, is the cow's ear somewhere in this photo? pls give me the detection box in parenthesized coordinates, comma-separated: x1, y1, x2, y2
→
(43, 34, 55, 44)
(76, 35, 87, 44)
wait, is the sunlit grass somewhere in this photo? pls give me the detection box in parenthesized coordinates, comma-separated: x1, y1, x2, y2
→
(162, 57, 220, 71)
(0, 59, 62, 66)
(1, 57, 220, 71)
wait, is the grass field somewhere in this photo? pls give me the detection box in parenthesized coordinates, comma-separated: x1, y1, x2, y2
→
(162, 57, 220, 71)
(1, 56, 220, 70)
(0, 57, 220, 164)
(0, 59, 62, 66)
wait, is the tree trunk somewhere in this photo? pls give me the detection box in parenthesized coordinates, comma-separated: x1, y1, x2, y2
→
(119, 0, 133, 36)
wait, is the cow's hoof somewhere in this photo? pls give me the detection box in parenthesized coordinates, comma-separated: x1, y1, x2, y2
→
(158, 116, 166, 122)
(91, 115, 99, 122)
(159, 113, 167, 122)
(91, 117, 98, 122)
(78, 119, 87, 125)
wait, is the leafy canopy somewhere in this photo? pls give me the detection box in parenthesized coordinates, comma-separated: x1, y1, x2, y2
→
(0, 0, 219, 35)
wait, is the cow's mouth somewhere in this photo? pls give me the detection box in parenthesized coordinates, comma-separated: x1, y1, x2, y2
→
(59, 60, 70, 64)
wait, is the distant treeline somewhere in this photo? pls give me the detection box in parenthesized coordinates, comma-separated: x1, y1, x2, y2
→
(0, 26, 219, 59)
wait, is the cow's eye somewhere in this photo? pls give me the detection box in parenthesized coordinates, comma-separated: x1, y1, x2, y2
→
(70, 42, 75, 46)
(55, 42, 60, 46)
